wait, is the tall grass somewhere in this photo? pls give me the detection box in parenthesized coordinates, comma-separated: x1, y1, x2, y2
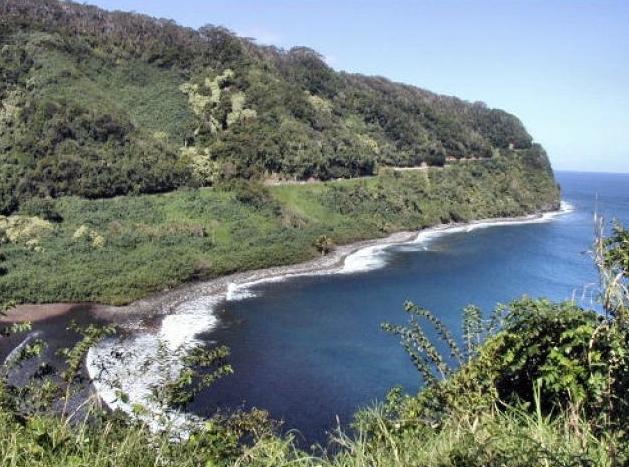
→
(326, 402, 614, 467)
(0, 377, 620, 467)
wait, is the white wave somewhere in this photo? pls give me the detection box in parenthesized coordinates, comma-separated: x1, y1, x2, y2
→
(328, 202, 575, 274)
(161, 295, 219, 350)
(340, 244, 392, 274)
(391, 202, 576, 255)
(86, 294, 220, 433)
(225, 282, 259, 301)
(412, 229, 451, 245)
(560, 200, 576, 213)
(226, 275, 290, 302)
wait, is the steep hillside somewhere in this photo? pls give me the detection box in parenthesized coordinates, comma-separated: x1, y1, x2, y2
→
(0, 0, 554, 214)
(0, 0, 561, 304)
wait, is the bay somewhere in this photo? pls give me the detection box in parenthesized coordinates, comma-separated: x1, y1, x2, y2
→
(189, 171, 629, 444)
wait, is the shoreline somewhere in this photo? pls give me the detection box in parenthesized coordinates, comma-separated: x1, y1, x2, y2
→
(84, 201, 573, 426)
(0, 202, 574, 430)
(2, 203, 570, 326)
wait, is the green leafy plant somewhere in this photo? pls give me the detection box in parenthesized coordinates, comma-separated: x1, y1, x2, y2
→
(382, 301, 505, 385)
(154, 344, 233, 410)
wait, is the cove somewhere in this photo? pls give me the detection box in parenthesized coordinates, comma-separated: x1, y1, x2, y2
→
(10, 171, 627, 447)
(185, 171, 629, 445)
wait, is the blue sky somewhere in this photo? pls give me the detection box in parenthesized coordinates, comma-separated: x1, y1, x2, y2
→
(88, 0, 629, 173)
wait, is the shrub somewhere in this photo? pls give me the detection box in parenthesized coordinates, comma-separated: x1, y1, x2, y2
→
(224, 180, 278, 212)
(483, 298, 628, 420)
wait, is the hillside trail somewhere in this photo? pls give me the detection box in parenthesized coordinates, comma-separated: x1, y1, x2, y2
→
(262, 158, 485, 186)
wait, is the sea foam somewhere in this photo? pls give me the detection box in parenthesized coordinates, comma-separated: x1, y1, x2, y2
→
(86, 294, 220, 432)
(340, 244, 392, 274)
(226, 282, 259, 301)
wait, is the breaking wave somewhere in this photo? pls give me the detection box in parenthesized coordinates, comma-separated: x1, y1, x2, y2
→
(86, 294, 221, 432)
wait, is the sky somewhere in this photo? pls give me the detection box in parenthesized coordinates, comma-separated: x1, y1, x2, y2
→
(86, 0, 629, 173)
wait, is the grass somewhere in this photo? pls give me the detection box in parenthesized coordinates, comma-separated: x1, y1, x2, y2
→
(0, 159, 558, 305)
(323, 404, 616, 467)
(0, 397, 616, 466)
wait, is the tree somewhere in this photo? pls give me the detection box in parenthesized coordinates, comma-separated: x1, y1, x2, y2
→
(314, 234, 334, 256)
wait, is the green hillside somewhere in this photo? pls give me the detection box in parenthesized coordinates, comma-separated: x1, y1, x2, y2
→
(1, 161, 557, 304)
(0, 0, 560, 305)
(0, 0, 554, 214)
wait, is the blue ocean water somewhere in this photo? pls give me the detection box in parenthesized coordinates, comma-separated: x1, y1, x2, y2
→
(191, 171, 629, 444)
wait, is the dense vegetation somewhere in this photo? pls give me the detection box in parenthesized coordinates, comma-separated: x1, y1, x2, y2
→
(1, 221, 627, 466)
(0, 0, 559, 306)
(0, 160, 557, 305)
(0, 0, 553, 214)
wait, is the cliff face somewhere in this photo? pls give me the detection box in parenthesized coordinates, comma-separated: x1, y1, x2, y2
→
(0, 0, 557, 214)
